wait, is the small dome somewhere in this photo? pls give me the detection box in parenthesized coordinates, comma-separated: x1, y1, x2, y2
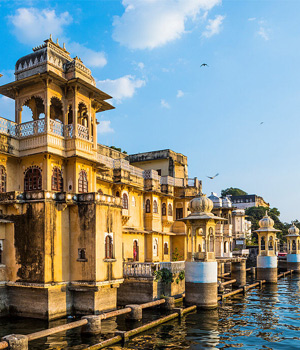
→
(208, 192, 222, 208)
(288, 223, 299, 235)
(222, 196, 232, 208)
(259, 211, 274, 229)
(190, 192, 213, 214)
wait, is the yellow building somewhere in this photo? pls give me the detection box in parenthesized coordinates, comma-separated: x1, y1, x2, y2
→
(0, 38, 203, 319)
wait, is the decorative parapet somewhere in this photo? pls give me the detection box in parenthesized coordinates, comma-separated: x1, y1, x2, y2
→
(143, 169, 160, 181)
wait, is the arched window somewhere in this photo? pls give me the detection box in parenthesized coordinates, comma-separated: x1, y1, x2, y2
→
(51, 167, 63, 191)
(50, 97, 63, 122)
(268, 237, 273, 250)
(105, 235, 113, 259)
(146, 199, 151, 213)
(168, 204, 173, 216)
(24, 167, 42, 191)
(153, 238, 158, 257)
(122, 193, 129, 209)
(153, 200, 158, 214)
(67, 105, 73, 124)
(116, 191, 120, 197)
(164, 242, 169, 255)
(133, 240, 139, 261)
(78, 170, 88, 193)
(0, 166, 6, 193)
(78, 103, 88, 127)
(292, 240, 296, 251)
(198, 243, 202, 252)
(261, 237, 265, 251)
(162, 203, 166, 216)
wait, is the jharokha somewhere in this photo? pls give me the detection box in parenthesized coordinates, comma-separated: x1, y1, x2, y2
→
(0, 38, 252, 320)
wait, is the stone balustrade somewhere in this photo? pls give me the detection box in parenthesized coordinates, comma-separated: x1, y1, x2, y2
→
(123, 261, 185, 278)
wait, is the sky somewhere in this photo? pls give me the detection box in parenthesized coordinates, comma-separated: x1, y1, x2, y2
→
(0, 0, 299, 223)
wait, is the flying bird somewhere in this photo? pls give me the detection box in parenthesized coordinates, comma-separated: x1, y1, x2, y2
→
(260, 122, 264, 125)
(200, 63, 209, 67)
(207, 173, 219, 180)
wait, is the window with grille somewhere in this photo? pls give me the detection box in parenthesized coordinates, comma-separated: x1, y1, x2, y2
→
(122, 193, 128, 209)
(51, 167, 63, 191)
(105, 235, 113, 259)
(176, 208, 183, 220)
(146, 199, 151, 213)
(24, 167, 42, 191)
(168, 204, 173, 216)
(78, 170, 88, 193)
(162, 203, 166, 216)
(0, 166, 6, 193)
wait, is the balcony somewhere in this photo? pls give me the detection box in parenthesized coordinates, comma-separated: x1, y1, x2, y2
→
(123, 261, 185, 278)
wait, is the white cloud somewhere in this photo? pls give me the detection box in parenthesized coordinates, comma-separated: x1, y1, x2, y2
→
(97, 75, 146, 103)
(137, 62, 145, 69)
(67, 42, 107, 68)
(177, 90, 184, 98)
(112, 0, 221, 49)
(98, 120, 114, 134)
(257, 21, 270, 40)
(8, 8, 72, 45)
(202, 14, 225, 38)
(161, 99, 170, 109)
(248, 17, 256, 21)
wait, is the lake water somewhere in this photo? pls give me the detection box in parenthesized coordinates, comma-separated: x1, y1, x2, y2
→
(1, 275, 300, 349)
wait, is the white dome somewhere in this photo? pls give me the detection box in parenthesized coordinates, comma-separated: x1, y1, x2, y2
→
(222, 196, 232, 208)
(208, 192, 222, 208)
(259, 211, 274, 229)
(288, 223, 299, 236)
(190, 193, 213, 214)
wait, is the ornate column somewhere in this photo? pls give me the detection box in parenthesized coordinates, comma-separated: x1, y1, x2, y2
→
(286, 223, 300, 272)
(181, 192, 226, 309)
(254, 212, 279, 283)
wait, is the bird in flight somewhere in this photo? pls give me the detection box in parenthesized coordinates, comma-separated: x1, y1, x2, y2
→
(207, 173, 219, 180)
(260, 122, 264, 125)
(200, 63, 209, 67)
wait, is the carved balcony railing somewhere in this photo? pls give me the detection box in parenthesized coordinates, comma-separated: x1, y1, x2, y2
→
(18, 119, 46, 138)
(123, 261, 185, 278)
(123, 262, 159, 278)
(77, 124, 89, 140)
(114, 159, 144, 178)
(0, 117, 18, 137)
(49, 119, 64, 137)
(143, 169, 161, 181)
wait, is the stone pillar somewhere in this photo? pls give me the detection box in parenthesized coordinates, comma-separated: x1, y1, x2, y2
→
(231, 260, 246, 287)
(257, 256, 277, 283)
(217, 262, 224, 276)
(81, 315, 101, 335)
(125, 304, 142, 321)
(2, 335, 28, 350)
(161, 297, 175, 311)
(185, 261, 218, 309)
(287, 254, 300, 273)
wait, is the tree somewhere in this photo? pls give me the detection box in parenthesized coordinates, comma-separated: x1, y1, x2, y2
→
(221, 187, 248, 197)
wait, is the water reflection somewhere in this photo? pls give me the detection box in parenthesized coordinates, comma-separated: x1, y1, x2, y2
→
(2, 278, 300, 349)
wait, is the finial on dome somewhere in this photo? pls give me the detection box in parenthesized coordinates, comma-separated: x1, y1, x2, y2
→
(50, 34, 52, 41)
(265, 210, 268, 216)
(63, 42, 66, 49)
(56, 38, 59, 45)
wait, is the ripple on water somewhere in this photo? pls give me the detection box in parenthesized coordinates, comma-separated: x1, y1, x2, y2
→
(2, 277, 300, 349)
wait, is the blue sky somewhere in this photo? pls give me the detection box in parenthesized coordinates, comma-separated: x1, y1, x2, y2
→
(0, 0, 299, 223)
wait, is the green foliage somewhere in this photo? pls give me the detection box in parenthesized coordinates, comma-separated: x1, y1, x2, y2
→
(172, 248, 183, 261)
(110, 145, 127, 154)
(245, 206, 288, 244)
(221, 187, 248, 197)
(178, 270, 185, 280)
(153, 268, 174, 284)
